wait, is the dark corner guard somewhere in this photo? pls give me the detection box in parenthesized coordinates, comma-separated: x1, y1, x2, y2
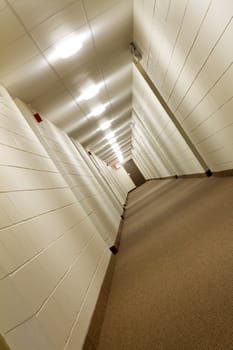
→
(206, 169, 213, 177)
(109, 246, 118, 255)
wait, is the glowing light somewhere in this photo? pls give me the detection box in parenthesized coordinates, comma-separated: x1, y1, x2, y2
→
(117, 156, 124, 163)
(82, 84, 100, 100)
(112, 143, 120, 151)
(56, 35, 82, 58)
(108, 137, 117, 144)
(100, 121, 111, 130)
(92, 104, 106, 116)
(105, 131, 115, 139)
(115, 151, 123, 163)
(115, 151, 122, 158)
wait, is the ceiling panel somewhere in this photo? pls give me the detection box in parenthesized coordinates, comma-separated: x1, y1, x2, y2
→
(66, 113, 90, 137)
(0, 35, 39, 77)
(31, 81, 85, 128)
(90, 1, 133, 66)
(83, 0, 121, 20)
(9, 0, 75, 29)
(30, 1, 86, 51)
(0, 0, 133, 165)
(43, 25, 96, 78)
(1, 55, 58, 102)
(104, 62, 132, 99)
(0, 7, 25, 48)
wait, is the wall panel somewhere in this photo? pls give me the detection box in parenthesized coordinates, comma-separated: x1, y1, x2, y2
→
(134, 0, 233, 172)
(0, 86, 128, 350)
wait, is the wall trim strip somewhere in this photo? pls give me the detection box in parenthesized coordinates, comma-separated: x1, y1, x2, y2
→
(145, 168, 233, 180)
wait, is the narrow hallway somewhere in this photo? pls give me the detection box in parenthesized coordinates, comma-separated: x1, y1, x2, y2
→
(97, 178, 233, 350)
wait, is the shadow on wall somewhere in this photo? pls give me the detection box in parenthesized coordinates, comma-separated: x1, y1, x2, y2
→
(0, 335, 10, 350)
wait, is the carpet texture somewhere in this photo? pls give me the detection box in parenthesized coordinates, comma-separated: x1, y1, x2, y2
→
(97, 178, 233, 350)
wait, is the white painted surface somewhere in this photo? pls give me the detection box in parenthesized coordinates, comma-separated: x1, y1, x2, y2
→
(134, 0, 233, 172)
(115, 166, 135, 191)
(0, 86, 128, 350)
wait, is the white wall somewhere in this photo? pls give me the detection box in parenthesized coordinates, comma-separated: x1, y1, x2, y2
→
(114, 166, 135, 192)
(132, 149, 153, 180)
(0, 86, 127, 350)
(16, 99, 124, 247)
(134, 0, 233, 172)
(132, 67, 203, 177)
(91, 155, 130, 204)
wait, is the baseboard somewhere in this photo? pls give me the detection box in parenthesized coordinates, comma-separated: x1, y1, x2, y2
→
(128, 186, 137, 193)
(213, 169, 233, 177)
(177, 173, 206, 178)
(145, 172, 211, 180)
(83, 255, 116, 350)
(83, 219, 124, 350)
(114, 218, 124, 250)
(146, 175, 176, 181)
(176, 169, 233, 178)
(137, 169, 233, 183)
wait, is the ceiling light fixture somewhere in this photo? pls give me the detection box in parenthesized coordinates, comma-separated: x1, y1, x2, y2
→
(115, 150, 122, 158)
(108, 137, 117, 144)
(105, 131, 115, 139)
(100, 120, 111, 130)
(117, 154, 124, 163)
(82, 84, 100, 100)
(56, 35, 82, 59)
(92, 104, 106, 116)
(112, 143, 120, 151)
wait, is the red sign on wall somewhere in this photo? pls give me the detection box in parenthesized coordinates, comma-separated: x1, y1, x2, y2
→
(33, 113, 43, 123)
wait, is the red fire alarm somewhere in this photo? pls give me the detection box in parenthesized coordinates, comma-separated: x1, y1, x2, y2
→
(33, 113, 43, 123)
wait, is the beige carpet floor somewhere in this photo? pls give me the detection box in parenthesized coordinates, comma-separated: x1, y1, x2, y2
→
(97, 177, 233, 350)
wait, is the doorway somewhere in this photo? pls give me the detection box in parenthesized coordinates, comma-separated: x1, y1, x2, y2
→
(123, 159, 145, 187)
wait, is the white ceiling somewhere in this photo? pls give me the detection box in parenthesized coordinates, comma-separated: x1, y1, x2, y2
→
(1, 0, 232, 170)
(0, 0, 133, 164)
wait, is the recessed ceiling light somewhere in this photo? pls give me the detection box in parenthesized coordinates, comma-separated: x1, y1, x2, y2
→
(117, 155, 123, 163)
(56, 35, 82, 59)
(100, 120, 111, 130)
(105, 131, 115, 139)
(82, 84, 100, 100)
(92, 104, 106, 116)
(108, 137, 117, 144)
(112, 143, 120, 151)
(115, 150, 122, 158)
(115, 150, 123, 162)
